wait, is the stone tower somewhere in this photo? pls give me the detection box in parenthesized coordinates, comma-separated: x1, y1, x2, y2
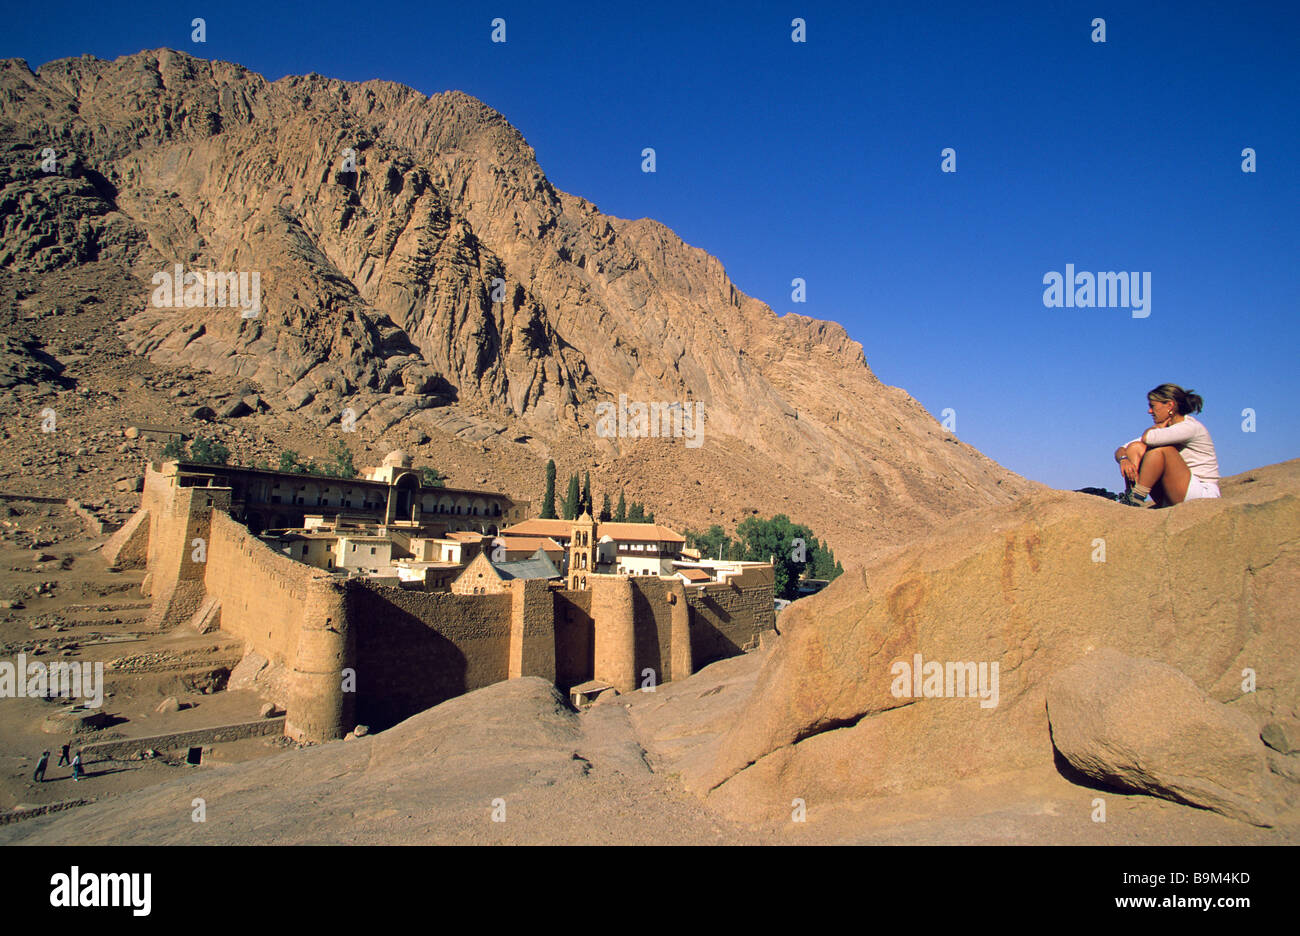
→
(569, 511, 595, 589)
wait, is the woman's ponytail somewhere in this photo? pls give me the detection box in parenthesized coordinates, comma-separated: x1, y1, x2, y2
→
(1148, 383, 1204, 415)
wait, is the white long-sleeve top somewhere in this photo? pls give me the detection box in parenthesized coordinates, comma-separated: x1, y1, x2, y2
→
(1127, 415, 1220, 482)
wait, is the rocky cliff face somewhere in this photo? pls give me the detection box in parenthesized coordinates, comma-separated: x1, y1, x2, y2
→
(673, 461, 1300, 824)
(0, 49, 1033, 556)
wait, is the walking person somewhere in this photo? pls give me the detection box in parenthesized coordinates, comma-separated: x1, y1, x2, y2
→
(57, 742, 71, 767)
(71, 751, 84, 782)
(1114, 384, 1220, 508)
(33, 751, 50, 783)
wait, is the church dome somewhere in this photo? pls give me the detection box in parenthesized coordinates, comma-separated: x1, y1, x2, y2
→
(383, 449, 412, 468)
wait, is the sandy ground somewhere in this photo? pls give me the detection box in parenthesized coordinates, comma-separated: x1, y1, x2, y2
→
(2, 656, 1295, 845)
(0, 501, 286, 814)
(0, 504, 1295, 846)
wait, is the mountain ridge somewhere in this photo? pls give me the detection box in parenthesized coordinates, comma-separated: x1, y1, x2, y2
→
(0, 47, 1035, 560)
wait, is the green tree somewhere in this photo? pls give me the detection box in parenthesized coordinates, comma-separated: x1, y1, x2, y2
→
(627, 501, 646, 523)
(599, 492, 612, 522)
(419, 466, 446, 488)
(732, 514, 843, 600)
(736, 514, 804, 600)
(161, 438, 186, 460)
(686, 524, 734, 560)
(810, 537, 843, 581)
(278, 450, 303, 473)
(614, 490, 626, 522)
(581, 471, 592, 516)
(329, 441, 358, 479)
(541, 460, 557, 519)
(562, 473, 580, 520)
(190, 436, 230, 466)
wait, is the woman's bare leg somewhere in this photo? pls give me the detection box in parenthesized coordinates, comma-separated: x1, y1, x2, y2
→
(1138, 446, 1192, 504)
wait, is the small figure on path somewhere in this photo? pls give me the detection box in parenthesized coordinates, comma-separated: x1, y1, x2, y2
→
(57, 742, 71, 767)
(71, 752, 84, 782)
(33, 751, 50, 783)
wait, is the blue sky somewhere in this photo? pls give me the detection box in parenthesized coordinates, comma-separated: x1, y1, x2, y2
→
(9, 1, 1299, 490)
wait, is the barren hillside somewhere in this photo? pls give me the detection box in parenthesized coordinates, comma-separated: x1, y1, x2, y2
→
(0, 49, 1034, 559)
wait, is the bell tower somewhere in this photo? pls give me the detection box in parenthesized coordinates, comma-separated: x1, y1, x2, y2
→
(569, 511, 596, 589)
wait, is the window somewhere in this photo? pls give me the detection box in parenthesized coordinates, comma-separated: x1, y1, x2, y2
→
(370, 547, 376, 555)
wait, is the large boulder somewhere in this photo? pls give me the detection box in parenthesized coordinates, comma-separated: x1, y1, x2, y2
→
(1046, 648, 1276, 826)
(685, 461, 1300, 822)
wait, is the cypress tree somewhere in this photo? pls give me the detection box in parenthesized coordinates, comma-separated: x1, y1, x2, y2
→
(615, 490, 626, 522)
(563, 473, 580, 520)
(599, 492, 612, 522)
(541, 459, 557, 519)
(582, 471, 592, 516)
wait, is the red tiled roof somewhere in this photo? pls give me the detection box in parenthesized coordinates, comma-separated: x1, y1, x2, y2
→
(597, 522, 686, 544)
(502, 518, 574, 537)
(501, 535, 564, 554)
(448, 531, 488, 542)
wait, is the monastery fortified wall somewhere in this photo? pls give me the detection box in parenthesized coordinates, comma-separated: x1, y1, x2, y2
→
(117, 463, 777, 742)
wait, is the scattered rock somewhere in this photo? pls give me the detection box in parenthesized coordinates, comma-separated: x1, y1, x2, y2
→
(1047, 649, 1276, 827)
(284, 386, 314, 410)
(41, 706, 112, 735)
(155, 696, 180, 714)
(1262, 719, 1300, 755)
(216, 398, 250, 419)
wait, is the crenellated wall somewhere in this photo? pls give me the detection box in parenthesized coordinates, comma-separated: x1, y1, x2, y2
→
(126, 465, 774, 742)
(346, 583, 512, 730)
(205, 511, 354, 741)
(591, 575, 636, 693)
(685, 566, 777, 666)
(140, 468, 230, 628)
(553, 589, 594, 689)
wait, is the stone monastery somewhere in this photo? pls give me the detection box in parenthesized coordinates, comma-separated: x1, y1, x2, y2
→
(102, 453, 776, 743)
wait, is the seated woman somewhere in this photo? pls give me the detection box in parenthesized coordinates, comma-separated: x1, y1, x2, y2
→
(1114, 384, 1220, 507)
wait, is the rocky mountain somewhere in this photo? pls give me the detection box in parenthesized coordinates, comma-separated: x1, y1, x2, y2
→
(0, 49, 1034, 558)
(679, 460, 1300, 826)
